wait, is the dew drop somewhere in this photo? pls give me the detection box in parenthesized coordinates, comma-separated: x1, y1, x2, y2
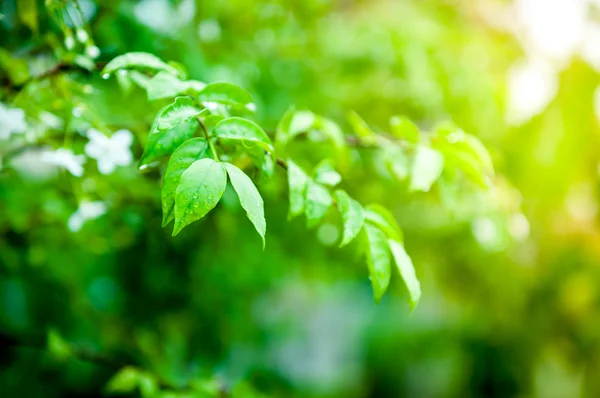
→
(102, 73, 110, 80)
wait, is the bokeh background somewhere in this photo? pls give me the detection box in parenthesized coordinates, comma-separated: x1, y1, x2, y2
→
(2, 0, 600, 397)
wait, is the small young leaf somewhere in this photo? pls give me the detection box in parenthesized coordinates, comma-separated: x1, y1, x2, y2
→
(161, 138, 210, 227)
(305, 181, 333, 228)
(224, 163, 266, 247)
(18, 0, 38, 33)
(410, 146, 444, 192)
(334, 190, 364, 246)
(197, 82, 253, 106)
(140, 119, 199, 167)
(313, 159, 342, 186)
(105, 367, 141, 394)
(153, 96, 205, 131)
(318, 117, 345, 150)
(214, 117, 273, 151)
(173, 158, 227, 235)
(102, 52, 183, 78)
(388, 239, 421, 310)
(390, 116, 419, 144)
(47, 329, 72, 361)
(347, 111, 374, 138)
(146, 71, 206, 101)
(463, 134, 494, 176)
(287, 159, 310, 220)
(364, 224, 392, 303)
(364, 204, 403, 242)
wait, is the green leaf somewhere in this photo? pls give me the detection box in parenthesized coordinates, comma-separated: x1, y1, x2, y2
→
(224, 163, 266, 247)
(0, 48, 30, 85)
(161, 138, 210, 227)
(139, 98, 207, 166)
(388, 239, 421, 310)
(105, 367, 141, 394)
(364, 204, 403, 242)
(197, 82, 254, 106)
(463, 134, 494, 176)
(18, 0, 38, 33)
(173, 158, 227, 235)
(390, 116, 420, 144)
(364, 224, 392, 303)
(410, 146, 444, 192)
(146, 71, 206, 101)
(334, 190, 364, 247)
(102, 52, 183, 78)
(141, 120, 199, 167)
(319, 117, 345, 150)
(287, 159, 310, 220)
(153, 96, 205, 131)
(47, 329, 71, 361)
(347, 111, 374, 138)
(214, 117, 273, 151)
(305, 180, 333, 228)
(313, 159, 342, 186)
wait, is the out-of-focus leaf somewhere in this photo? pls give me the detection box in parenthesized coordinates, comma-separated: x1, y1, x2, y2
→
(18, 0, 38, 33)
(224, 163, 266, 247)
(388, 239, 421, 310)
(390, 116, 419, 144)
(334, 189, 364, 246)
(364, 224, 391, 303)
(102, 52, 183, 78)
(146, 71, 206, 101)
(364, 204, 403, 242)
(313, 159, 342, 186)
(0, 48, 30, 85)
(105, 367, 140, 394)
(214, 117, 273, 151)
(197, 82, 253, 106)
(161, 138, 210, 227)
(287, 159, 310, 219)
(47, 329, 71, 361)
(347, 111, 374, 138)
(305, 180, 333, 228)
(173, 158, 227, 235)
(410, 146, 444, 192)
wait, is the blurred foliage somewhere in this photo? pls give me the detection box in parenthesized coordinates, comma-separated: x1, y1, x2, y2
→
(2, 0, 600, 397)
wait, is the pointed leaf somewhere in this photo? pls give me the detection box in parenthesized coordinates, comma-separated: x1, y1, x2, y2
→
(410, 146, 444, 192)
(105, 367, 141, 394)
(102, 52, 183, 78)
(388, 239, 421, 310)
(334, 190, 364, 246)
(197, 82, 253, 106)
(154, 96, 205, 131)
(224, 163, 266, 247)
(140, 119, 199, 166)
(161, 138, 210, 227)
(390, 116, 419, 144)
(364, 224, 391, 303)
(173, 158, 227, 235)
(287, 159, 310, 219)
(364, 204, 403, 242)
(214, 117, 273, 151)
(347, 111, 374, 138)
(18, 0, 38, 33)
(146, 71, 206, 101)
(305, 181, 333, 228)
(313, 159, 342, 186)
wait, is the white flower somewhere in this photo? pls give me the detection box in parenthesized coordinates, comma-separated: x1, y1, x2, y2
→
(0, 103, 27, 140)
(41, 148, 86, 177)
(76, 28, 89, 43)
(86, 45, 100, 59)
(506, 57, 558, 125)
(68, 200, 107, 232)
(64, 35, 75, 50)
(85, 128, 134, 174)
